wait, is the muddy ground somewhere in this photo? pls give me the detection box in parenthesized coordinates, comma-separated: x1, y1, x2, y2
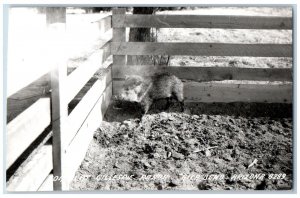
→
(70, 100, 293, 190)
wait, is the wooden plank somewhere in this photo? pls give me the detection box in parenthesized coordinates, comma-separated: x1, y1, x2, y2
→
(46, 8, 66, 25)
(7, 64, 50, 99)
(113, 15, 292, 29)
(185, 81, 292, 103)
(7, 145, 52, 191)
(112, 8, 127, 65)
(112, 65, 292, 82)
(64, 82, 112, 186)
(94, 29, 112, 50)
(38, 174, 53, 191)
(66, 29, 112, 62)
(7, 98, 51, 169)
(50, 60, 68, 191)
(66, 42, 111, 103)
(7, 73, 50, 123)
(113, 80, 292, 103)
(111, 42, 292, 57)
(65, 67, 112, 147)
(93, 15, 112, 33)
(47, 7, 68, 191)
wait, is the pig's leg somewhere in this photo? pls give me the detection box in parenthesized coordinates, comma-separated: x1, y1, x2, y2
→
(173, 83, 184, 112)
(141, 97, 152, 115)
(179, 101, 185, 112)
(165, 97, 172, 110)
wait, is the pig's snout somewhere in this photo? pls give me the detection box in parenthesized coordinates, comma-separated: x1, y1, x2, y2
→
(119, 89, 139, 102)
(114, 95, 124, 101)
(113, 95, 119, 100)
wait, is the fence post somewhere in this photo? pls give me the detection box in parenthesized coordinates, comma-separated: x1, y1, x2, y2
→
(46, 7, 69, 191)
(112, 8, 126, 96)
(112, 8, 126, 65)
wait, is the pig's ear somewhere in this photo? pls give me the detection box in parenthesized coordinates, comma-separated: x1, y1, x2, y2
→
(124, 75, 130, 80)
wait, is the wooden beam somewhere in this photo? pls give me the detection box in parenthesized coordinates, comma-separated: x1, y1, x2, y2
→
(111, 42, 292, 57)
(7, 98, 51, 169)
(64, 82, 112, 186)
(113, 15, 292, 29)
(112, 65, 292, 82)
(65, 67, 112, 147)
(50, 60, 68, 190)
(113, 80, 292, 103)
(112, 8, 127, 65)
(38, 174, 54, 191)
(46, 7, 68, 191)
(66, 42, 111, 103)
(46, 8, 66, 25)
(185, 81, 292, 103)
(94, 15, 112, 34)
(6, 145, 52, 191)
(7, 73, 50, 123)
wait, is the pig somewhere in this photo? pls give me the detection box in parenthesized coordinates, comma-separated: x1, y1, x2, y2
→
(118, 73, 184, 114)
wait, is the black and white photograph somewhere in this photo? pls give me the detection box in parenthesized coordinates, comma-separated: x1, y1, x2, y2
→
(2, 4, 295, 193)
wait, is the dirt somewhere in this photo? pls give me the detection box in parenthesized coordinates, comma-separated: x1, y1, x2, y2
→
(70, 100, 293, 190)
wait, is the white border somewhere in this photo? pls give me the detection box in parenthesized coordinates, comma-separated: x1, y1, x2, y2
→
(1, 0, 299, 198)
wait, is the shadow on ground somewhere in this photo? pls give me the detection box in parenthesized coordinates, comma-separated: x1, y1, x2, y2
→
(104, 99, 292, 122)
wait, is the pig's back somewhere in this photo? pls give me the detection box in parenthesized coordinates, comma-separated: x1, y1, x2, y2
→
(150, 73, 181, 99)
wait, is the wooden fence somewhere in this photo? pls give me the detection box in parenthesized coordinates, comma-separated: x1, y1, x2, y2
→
(111, 8, 293, 104)
(6, 7, 292, 192)
(6, 8, 112, 191)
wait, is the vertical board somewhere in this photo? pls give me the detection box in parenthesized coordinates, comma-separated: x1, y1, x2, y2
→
(112, 8, 126, 97)
(46, 7, 68, 191)
(112, 8, 127, 65)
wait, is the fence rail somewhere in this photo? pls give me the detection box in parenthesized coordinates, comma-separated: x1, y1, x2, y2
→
(94, 15, 112, 33)
(65, 67, 112, 150)
(64, 81, 112, 185)
(111, 8, 293, 105)
(66, 41, 111, 104)
(113, 80, 292, 103)
(111, 42, 292, 57)
(113, 14, 292, 29)
(7, 145, 53, 191)
(6, 98, 51, 169)
(112, 65, 292, 82)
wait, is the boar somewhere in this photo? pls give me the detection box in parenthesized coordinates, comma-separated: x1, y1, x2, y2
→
(118, 73, 184, 114)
